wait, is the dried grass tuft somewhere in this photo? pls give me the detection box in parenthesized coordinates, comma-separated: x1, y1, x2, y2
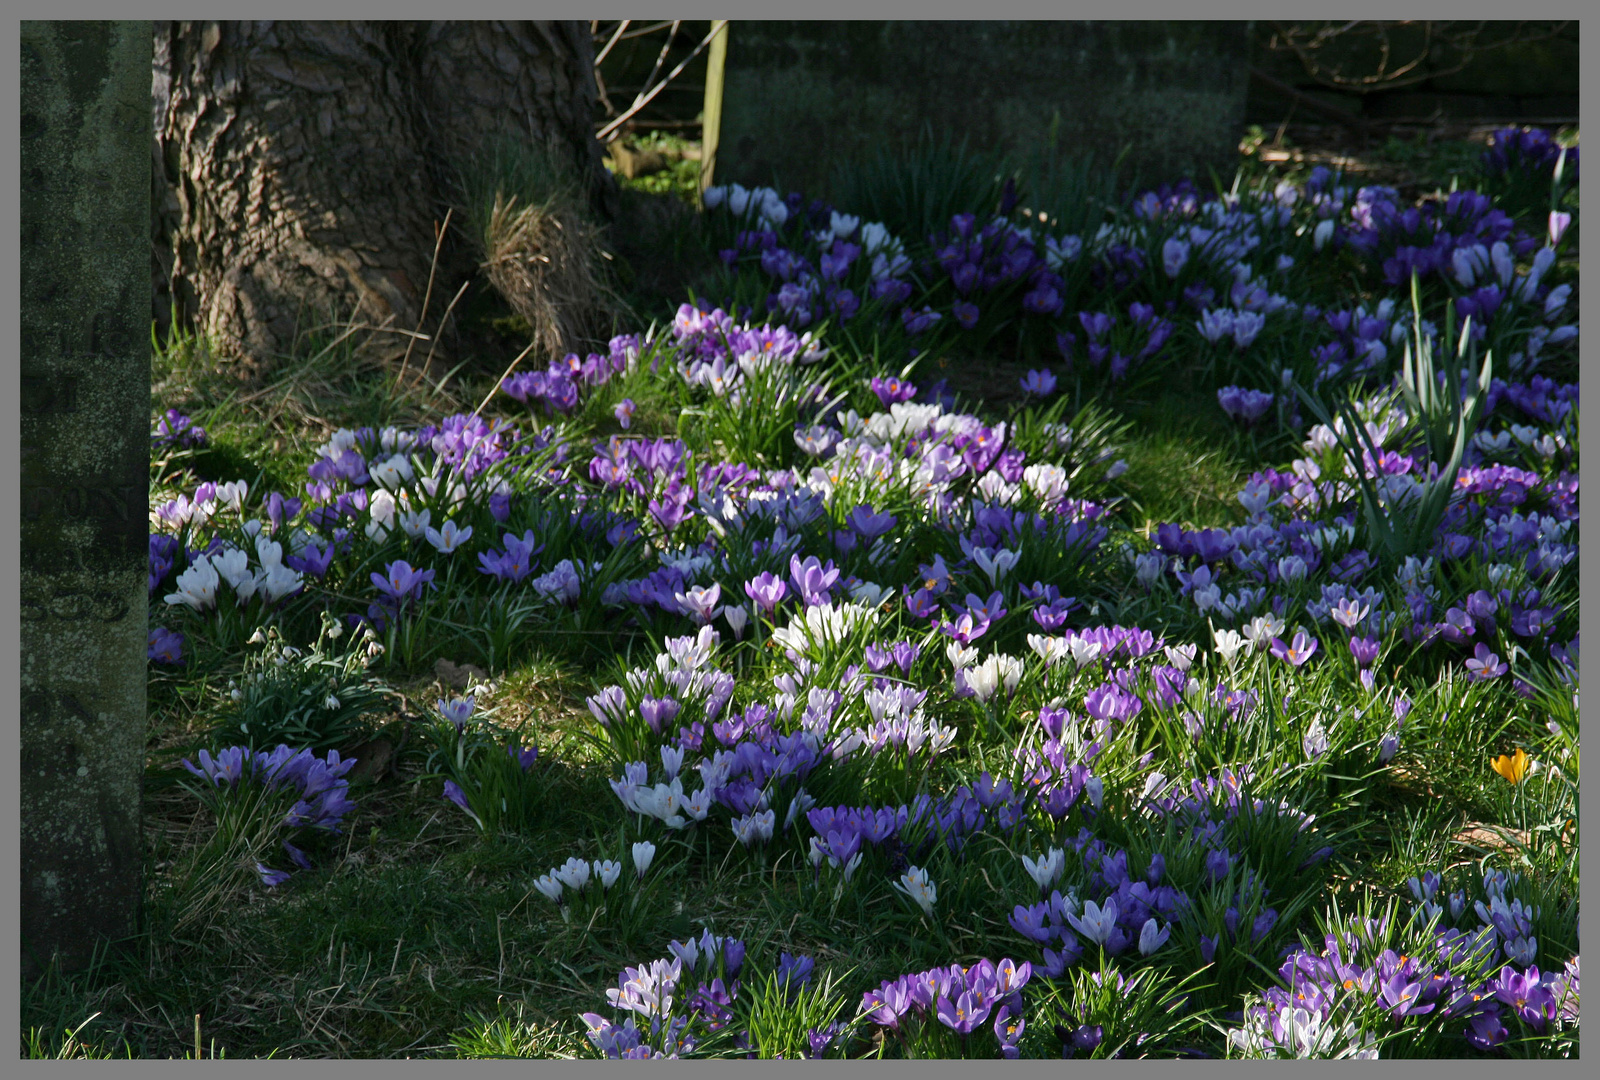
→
(478, 190, 618, 361)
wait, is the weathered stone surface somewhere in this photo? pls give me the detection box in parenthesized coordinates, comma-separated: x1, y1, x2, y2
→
(717, 21, 1252, 198)
(20, 20, 151, 979)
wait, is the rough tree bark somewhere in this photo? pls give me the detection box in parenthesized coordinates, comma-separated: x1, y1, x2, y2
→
(152, 20, 616, 373)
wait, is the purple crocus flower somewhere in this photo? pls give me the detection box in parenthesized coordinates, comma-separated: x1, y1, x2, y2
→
(282, 840, 314, 870)
(1161, 237, 1190, 278)
(257, 863, 292, 888)
(903, 586, 941, 620)
(775, 952, 815, 1001)
(508, 741, 539, 771)
(1204, 847, 1233, 885)
(892, 640, 920, 673)
(902, 306, 942, 335)
(639, 697, 680, 735)
(869, 375, 918, 408)
(1020, 369, 1058, 396)
(647, 488, 691, 533)
(862, 977, 913, 1028)
(1464, 1008, 1510, 1050)
(1489, 965, 1557, 1029)
(1078, 311, 1115, 341)
(147, 627, 185, 665)
(1348, 636, 1380, 668)
(848, 504, 898, 541)
(1010, 903, 1054, 944)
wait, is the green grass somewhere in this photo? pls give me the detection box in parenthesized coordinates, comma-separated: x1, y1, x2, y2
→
(34, 125, 1580, 1060)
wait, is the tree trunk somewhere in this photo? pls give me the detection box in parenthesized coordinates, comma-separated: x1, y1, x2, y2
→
(152, 20, 615, 373)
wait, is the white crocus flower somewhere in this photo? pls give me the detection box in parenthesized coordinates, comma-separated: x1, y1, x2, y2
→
(533, 873, 564, 904)
(553, 856, 591, 892)
(1028, 634, 1070, 667)
(165, 556, 221, 612)
(366, 489, 397, 541)
(893, 866, 938, 916)
(1067, 636, 1103, 669)
(1214, 628, 1247, 665)
(946, 640, 978, 670)
(370, 453, 415, 490)
(1164, 643, 1196, 671)
(631, 841, 656, 880)
(1022, 848, 1065, 892)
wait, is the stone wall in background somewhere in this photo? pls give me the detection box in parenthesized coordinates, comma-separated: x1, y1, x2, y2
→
(20, 20, 152, 978)
(718, 21, 1252, 199)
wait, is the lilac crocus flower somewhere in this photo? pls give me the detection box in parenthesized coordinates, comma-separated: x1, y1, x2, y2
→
(1549, 210, 1573, 246)
(1162, 237, 1190, 278)
(674, 582, 723, 624)
(1066, 898, 1119, 947)
(442, 779, 484, 828)
(744, 571, 788, 615)
(438, 695, 475, 733)
(1231, 311, 1266, 349)
(1377, 730, 1400, 764)
(614, 399, 636, 430)
(257, 863, 293, 888)
(587, 685, 627, 727)
(1269, 631, 1318, 666)
(372, 560, 435, 605)
(1196, 308, 1235, 343)
(1464, 642, 1508, 681)
(789, 554, 840, 605)
(1138, 918, 1171, 956)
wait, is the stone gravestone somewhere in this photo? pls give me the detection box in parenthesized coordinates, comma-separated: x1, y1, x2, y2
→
(20, 20, 151, 979)
(717, 21, 1252, 201)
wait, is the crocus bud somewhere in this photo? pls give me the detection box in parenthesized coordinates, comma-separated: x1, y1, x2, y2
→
(631, 840, 656, 880)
